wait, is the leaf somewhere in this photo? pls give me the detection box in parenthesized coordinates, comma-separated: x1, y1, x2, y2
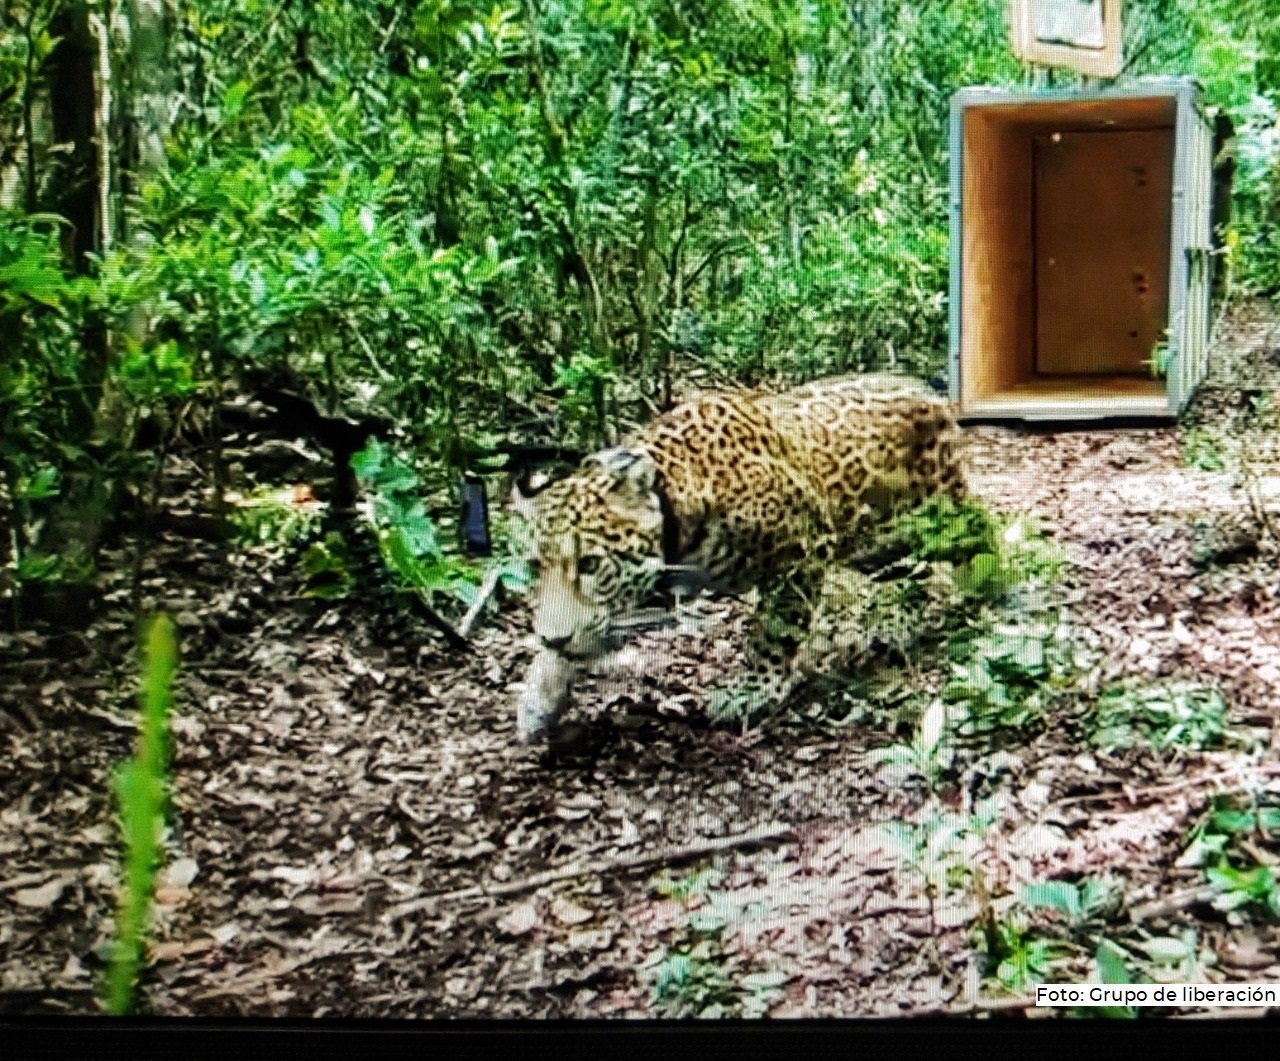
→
(968, 552, 999, 589)
(1095, 938, 1132, 985)
(14, 877, 68, 908)
(1136, 937, 1190, 964)
(1211, 808, 1255, 834)
(0, 252, 67, 307)
(550, 896, 592, 926)
(497, 901, 540, 937)
(920, 698, 946, 756)
(222, 80, 251, 118)
(271, 865, 316, 887)
(16, 465, 60, 501)
(1022, 880, 1081, 919)
(740, 970, 791, 991)
(351, 439, 386, 482)
(164, 858, 199, 889)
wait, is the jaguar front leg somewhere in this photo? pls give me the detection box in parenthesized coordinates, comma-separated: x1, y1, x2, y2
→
(515, 649, 577, 743)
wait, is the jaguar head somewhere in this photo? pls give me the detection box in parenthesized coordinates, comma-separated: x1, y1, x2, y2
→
(512, 449, 667, 742)
(519, 448, 667, 661)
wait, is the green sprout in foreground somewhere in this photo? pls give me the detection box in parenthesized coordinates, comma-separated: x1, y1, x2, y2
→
(104, 614, 178, 1015)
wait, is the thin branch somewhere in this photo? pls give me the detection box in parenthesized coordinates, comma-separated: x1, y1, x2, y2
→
(1129, 885, 1219, 924)
(373, 5, 403, 57)
(384, 823, 798, 922)
(683, 238, 750, 292)
(1120, 24, 1169, 77)
(344, 312, 394, 382)
(457, 565, 503, 638)
(229, 0, 289, 66)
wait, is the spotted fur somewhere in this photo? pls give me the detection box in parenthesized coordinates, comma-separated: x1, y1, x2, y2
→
(514, 374, 967, 741)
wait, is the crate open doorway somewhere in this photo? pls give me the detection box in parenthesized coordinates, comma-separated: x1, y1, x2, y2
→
(949, 78, 1214, 421)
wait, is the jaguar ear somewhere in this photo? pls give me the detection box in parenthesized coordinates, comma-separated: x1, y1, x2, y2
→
(590, 448, 657, 500)
(510, 467, 551, 519)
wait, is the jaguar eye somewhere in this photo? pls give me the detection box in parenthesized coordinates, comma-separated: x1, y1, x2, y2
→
(577, 555, 602, 576)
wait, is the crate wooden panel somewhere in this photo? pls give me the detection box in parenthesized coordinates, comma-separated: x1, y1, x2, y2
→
(948, 78, 1214, 421)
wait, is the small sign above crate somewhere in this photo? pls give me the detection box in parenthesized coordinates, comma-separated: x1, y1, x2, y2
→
(949, 78, 1214, 421)
(1010, 0, 1123, 78)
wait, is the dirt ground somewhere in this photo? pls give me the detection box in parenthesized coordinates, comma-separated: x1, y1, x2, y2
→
(4, 304, 1280, 1019)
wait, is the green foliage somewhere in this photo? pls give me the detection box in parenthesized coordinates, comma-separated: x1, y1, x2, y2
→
(869, 698, 951, 790)
(975, 913, 1070, 994)
(1179, 794, 1280, 868)
(1146, 341, 1172, 380)
(1022, 877, 1124, 931)
(301, 533, 356, 600)
(352, 439, 478, 606)
(1089, 682, 1228, 753)
(1206, 861, 1280, 918)
(1089, 939, 1139, 1019)
(1182, 427, 1226, 472)
(104, 615, 178, 1016)
(643, 865, 790, 1018)
(0, 210, 107, 587)
(553, 351, 615, 443)
(894, 498, 1061, 601)
(993, 880, 1135, 1014)
(1205, 799, 1280, 838)
(944, 625, 1072, 737)
(227, 485, 323, 548)
(872, 811, 993, 907)
(894, 495, 998, 564)
(1177, 793, 1280, 920)
(112, 339, 198, 407)
(651, 865, 721, 905)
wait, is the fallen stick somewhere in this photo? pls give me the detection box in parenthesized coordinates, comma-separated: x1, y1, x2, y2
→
(1052, 762, 1278, 810)
(385, 823, 798, 923)
(936, 996, 1039, 1017)
(1129, 884, 1219, 924)
(458, 566, 504, 638)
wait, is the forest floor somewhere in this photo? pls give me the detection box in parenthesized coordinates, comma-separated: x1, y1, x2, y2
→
(5, 303, 1280, 1019)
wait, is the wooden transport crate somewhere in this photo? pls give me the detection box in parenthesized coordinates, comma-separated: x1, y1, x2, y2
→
(949, 77, 1214, 420)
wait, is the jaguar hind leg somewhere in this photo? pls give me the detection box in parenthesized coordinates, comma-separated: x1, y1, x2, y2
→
(707, 573, 815, 724)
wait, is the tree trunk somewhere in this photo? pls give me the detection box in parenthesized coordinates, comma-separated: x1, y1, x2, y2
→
(47, 6, 99, 271)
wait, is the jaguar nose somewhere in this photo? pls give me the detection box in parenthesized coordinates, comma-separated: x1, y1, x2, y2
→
(540, 634, 572, 652)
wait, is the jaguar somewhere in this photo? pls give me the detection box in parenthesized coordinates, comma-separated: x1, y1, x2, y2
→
(512, 374, 967, 742)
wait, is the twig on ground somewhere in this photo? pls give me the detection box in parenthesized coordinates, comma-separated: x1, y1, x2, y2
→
(1129, 884, 1219, 924)
(1052, 762, 1279, 810)
(384, 823, 798, 923)
(1237, 838, 1277, 868)
(942, 996, 1039, 1016)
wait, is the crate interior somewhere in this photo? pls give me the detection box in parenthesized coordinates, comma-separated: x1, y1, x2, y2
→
(960, 95, 1178, 417)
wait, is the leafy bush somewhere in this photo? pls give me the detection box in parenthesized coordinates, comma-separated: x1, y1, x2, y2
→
(352, 439, 479, 608)
(1089, 682, 1229, 753)
(1180, 794, 1280, 919)
(945, 625, 1074, 737)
